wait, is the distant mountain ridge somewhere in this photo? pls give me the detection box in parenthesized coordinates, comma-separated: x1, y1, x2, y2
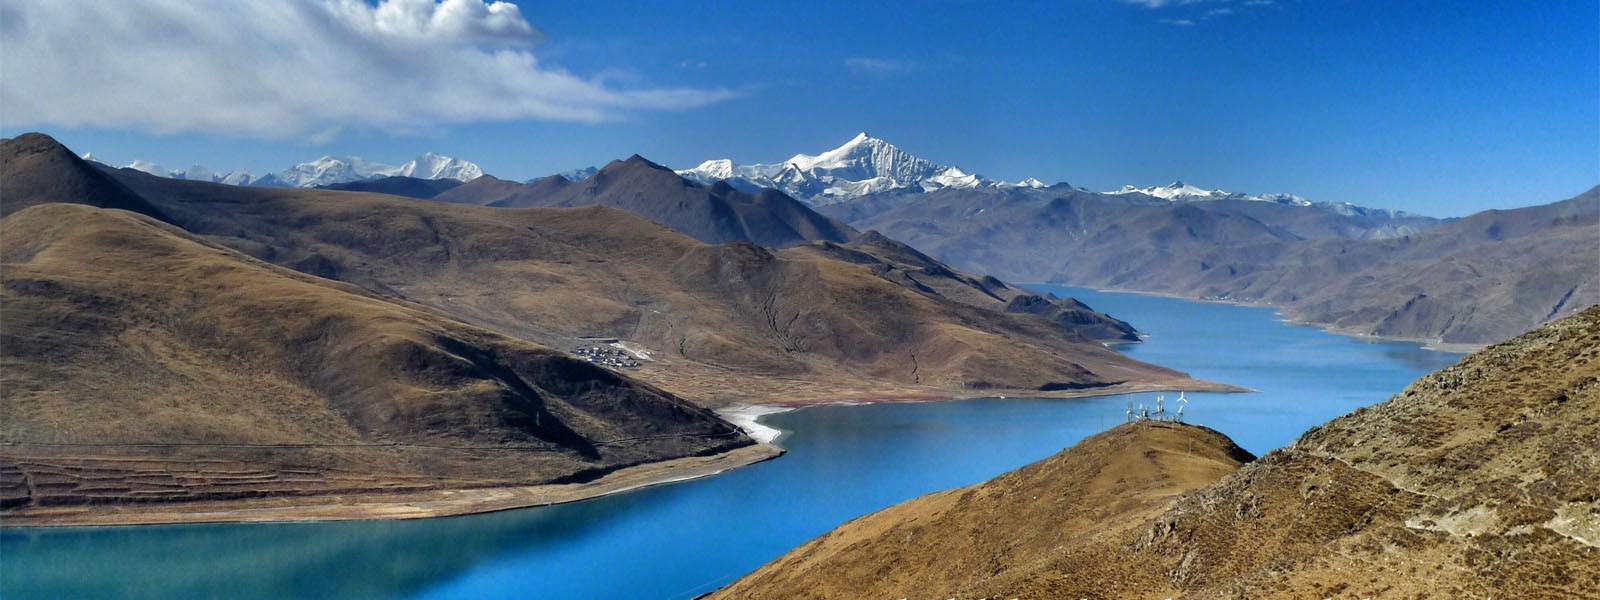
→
(1113, 180, 1429, 220)
(674, 133, 1414, 220)
(676, 132, 1050, 205)
(84, 151, 483, 188)
(838, 183, 1595, 345)
(91, 133, 1415, 219)
(431, 154, 861, 249)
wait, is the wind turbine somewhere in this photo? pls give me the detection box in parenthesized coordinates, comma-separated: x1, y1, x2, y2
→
(1126, 400, 1134, 423)
(1176, 392, 1189, 422)
(1155, 395, 1166, 421)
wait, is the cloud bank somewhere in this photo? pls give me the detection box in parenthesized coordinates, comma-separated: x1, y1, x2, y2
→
(0, 0, 737, 138)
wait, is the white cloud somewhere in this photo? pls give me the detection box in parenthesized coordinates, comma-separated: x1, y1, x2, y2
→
(844, 57, 916, 75)
(0, 0, 736, 138)
(1122, 0, 1272, 24)
(1121, 0, 1213, 7)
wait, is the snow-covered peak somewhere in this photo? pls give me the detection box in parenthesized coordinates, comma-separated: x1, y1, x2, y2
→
(998, 177, 1051, 189)
(1111, 181, 1322, 207)
(275, 155, 381, 188)
(273, 152, 481, 187)
(173, 165, 218, 182)
(395, 152, 483, 181)
(127, 160, 170, 177)
(685, 159, 735, 180)
(555, 166, 599, 182)
(79, 152, 110, 166)
(1113, 181, 1233, 201)
(783, 132, 946, 184)
(676, 133, 1054, 205)
(219, 170, 255, 186)
(95, 150, 482, 188)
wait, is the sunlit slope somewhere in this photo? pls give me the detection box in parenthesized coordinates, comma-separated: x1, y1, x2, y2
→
(0, 203, 751, 509)
(716, 305, 1600, 598)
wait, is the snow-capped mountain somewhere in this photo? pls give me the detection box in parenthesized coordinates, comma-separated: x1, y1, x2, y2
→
(1109, 181, 1312, 206)
(677, 133, 1051, 205)
(1108, 181, 1424, 218)
(553, 166, 598, 182)
(93, 152, 483, 188)
(394, 152, 484, 182)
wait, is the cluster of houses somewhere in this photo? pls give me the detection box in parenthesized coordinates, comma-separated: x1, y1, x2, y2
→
(574, 345, 641, 369)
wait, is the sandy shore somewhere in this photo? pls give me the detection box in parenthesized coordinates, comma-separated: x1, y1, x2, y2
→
(715, 405, 795, 444)
(1, 443, 783, 528)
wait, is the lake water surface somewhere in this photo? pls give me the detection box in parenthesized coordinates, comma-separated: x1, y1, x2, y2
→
(0, 287, 1462, 599)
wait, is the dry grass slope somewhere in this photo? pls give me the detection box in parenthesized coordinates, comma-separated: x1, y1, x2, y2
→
(85, 147, 1221, 405)
(715, 306, 1600, 598)
(0, 204, 751, 511)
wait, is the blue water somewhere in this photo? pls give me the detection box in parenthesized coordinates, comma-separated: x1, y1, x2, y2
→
(0, 287, 1462, 599)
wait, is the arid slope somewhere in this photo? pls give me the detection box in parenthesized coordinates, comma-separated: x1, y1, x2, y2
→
(434, 155, 858, 248)
(715, 306, 1600, 598)
(0, 204, 753, 513)
(69, 150, 1211, 404)
(711, 422, 1255, 599)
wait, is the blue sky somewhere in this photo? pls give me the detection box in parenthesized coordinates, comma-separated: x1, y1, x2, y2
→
(2, 0, 1595, 217)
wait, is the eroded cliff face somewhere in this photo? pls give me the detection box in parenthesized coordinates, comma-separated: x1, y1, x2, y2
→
(714, 305, 1600, 599)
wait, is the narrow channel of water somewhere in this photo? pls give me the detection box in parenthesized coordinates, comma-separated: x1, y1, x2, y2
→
(0, 287, 1462, 599)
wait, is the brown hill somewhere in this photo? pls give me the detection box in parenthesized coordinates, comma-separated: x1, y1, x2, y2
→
(0, 203, 754, 516)
(433, 155, 859, 248)
(713, 305, 1600, 599)
(51, 146, 1218, 405)
(789, 230, 1139, 341)
(840, 185, 1598, 346)
(321, 175, 463, 199)
(0, 133, 167, 220)
(711, 422, 1255, 599)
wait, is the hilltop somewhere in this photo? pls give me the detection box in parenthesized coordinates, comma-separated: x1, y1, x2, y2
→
(713, 305, 1600, 598)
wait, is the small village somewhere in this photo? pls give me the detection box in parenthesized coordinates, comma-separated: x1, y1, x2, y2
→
(573, 345, 642, 369)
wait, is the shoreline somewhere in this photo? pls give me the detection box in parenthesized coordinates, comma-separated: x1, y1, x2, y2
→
(3, 375, 1247, 528)
(1051, 284, 1485, 354)
(715, 405, 794, 444)
(0, 443, 783, 528)
(755, 378, 1252, 409)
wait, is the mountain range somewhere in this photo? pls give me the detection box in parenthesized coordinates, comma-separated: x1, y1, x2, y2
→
(427, 155, 860, 249)
(85, 151, 483, 188)
(836, 184, 1596, 346)
(672, 132, 1408, 216)
(676, 132, 1047, 204)
(324, 132, 1593, 346)
(2, 133, 1226, 522)
(711, 305, 1600, 598)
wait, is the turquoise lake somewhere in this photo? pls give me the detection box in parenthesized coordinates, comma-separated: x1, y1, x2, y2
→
(0, 286, 1463, 599)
